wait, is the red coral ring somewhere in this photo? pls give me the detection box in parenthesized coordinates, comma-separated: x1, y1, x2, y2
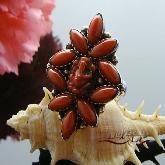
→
(47, 13, 126, 140)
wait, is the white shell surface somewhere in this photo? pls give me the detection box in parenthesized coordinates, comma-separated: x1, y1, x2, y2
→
(7, 87, 165, 165)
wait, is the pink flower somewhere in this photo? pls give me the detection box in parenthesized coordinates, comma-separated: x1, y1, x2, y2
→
(0, 0, 55, 75)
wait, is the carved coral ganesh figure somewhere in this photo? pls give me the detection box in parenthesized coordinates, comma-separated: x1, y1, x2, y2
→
(68, 57, 96, 96)
(47, 13, 125, 139)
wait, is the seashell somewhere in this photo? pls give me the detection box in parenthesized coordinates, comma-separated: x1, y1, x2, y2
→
(7, 87, 165, 165)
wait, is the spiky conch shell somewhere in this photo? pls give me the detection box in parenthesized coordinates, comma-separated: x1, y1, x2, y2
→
(7, 87, 165, 165)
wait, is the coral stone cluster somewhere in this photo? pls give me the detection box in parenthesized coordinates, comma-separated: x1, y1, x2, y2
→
(47, 14, 124, 139)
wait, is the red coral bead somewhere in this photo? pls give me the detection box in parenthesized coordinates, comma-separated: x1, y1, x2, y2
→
(88, 13, 103, 45)
(90, 87, 118, 103)
(47, 69, 66, 91)
(89, 39, 117, 58)
(77, 100, 97, 126)
(62, 110, 76, 140)
(70, 29, 88, 54)
(48, 94, 73, 111)
(99, 61, 121, 85)
(50, 50, 75, 66)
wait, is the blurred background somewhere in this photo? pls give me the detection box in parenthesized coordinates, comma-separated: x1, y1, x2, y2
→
(0, 0, 164, 164)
